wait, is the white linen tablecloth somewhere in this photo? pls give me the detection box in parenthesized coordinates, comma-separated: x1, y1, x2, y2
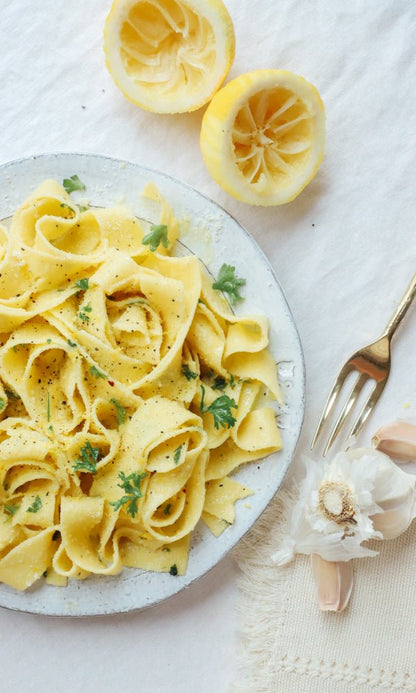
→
(1, 1, 416, 691)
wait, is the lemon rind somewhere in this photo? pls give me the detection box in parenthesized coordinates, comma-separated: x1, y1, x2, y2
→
(200, 69, 325, 206)
(104, 0, 235, 114)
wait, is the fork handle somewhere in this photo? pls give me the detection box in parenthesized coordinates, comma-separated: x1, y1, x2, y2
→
(382, 272, 416, 340)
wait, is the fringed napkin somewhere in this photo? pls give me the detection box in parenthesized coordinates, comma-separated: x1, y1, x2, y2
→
(232, 489, 416, 692)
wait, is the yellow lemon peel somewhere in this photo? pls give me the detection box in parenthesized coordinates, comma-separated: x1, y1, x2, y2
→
(200, 69, 325, 206)
(104, 0, 235, 114)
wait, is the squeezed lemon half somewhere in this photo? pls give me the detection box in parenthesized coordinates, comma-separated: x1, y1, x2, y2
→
(200, 69, 326, 205)
(104, 0, 235, 114)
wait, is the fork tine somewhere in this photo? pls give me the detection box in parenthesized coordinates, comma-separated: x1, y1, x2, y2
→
(347, 380, 387, 440)
(323, 373, 368, 456)
(310, 363, 353, 450)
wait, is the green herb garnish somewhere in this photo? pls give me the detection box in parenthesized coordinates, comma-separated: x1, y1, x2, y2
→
(141, 224, 169, 252)
(27, 496, 42, 514)
(3, 503, 20, 521)
(110, 471, 147, 518)
(110, 398, 126, 425)
(74, 278, 89, 291)
(200, 384, 237, 430)
(90, 365, 106, 379)
(163, 504, 171, 516)
(12, 343, 28, 352)
(181, 364, 197, 381)
(78, 304, 92, 323)
(63, 175, 86, 195)
(0, 398, 5, 411)
(212, 264, 246, 306)
(173, 445, 183, 465)
(5, 389, 20, 401)
(73, 441, 100, 474)
(169, 564, 178, 576)
(212, 375, 227, 390)
(67, 339, 77, 347)
(60, 202, 75, 214)
(212, 374, 237, 390)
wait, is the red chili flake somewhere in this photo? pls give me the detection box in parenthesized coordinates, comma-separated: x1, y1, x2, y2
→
(108, 380, 115, 387)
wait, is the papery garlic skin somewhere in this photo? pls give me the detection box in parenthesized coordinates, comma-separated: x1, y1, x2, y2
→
(371, 495, 415, 539)
(373, 421, 416, 462)
(348, 446, 416, 539)
(272, 448, 416, 567)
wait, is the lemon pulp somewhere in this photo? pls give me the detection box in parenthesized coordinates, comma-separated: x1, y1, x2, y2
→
(200, 70, 326, 205)
(104, 0, 235, 113)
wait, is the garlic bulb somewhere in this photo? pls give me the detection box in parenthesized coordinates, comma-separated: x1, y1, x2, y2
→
(347, 446, 416, 539)
(272, 447, 416, 566)
(373, 420, 416, 462)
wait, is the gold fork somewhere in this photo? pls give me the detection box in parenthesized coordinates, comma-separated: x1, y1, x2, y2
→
(311, 273, 416, 456)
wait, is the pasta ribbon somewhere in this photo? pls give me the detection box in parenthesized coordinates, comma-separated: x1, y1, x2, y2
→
(0, 180, 283, 590)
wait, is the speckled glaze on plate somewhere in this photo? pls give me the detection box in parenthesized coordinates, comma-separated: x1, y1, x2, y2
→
(0, 153, 305, 616)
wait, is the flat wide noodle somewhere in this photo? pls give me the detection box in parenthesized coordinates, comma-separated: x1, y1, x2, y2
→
(0, 180, 283, 590)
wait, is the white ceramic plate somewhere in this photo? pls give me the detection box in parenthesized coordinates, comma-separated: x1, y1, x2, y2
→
(0, 153, 305, 616)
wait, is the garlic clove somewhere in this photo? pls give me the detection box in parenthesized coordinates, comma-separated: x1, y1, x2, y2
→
(371, 488, 416, 539)
(373, 421, 416, 462)
(311, 554, 353, 612)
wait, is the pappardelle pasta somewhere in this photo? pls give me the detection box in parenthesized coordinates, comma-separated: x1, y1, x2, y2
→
(0, 178, 282, 590)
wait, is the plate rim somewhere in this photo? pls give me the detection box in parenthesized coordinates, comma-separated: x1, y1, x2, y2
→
(0, 152, 305, 616)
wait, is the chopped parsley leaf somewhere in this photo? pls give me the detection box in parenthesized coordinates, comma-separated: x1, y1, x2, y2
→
(212, 264, 246, 306)
(27, 496, 42, 513)
(60, 202, 75, 214)
(182, 364, 197, 381)
(13, 343, 27, 352)
(212, 375, 227, 390)
(78, 304, 92, 323)
(141, 224, 169, 252)
(63, 175, 86, 195)
(200, 384, 237, 430)
(90, 365, 106, 379)
(3, 503, 20, 521)
(110, 398, 126, 425)
(67, 339, 77, 347)
(163, 504, 171, 516)
(73, 442, 100, 474)
(5, 389, 20, 401)
(110, 471, 147, 518)
(173, 445, 183, 465)
(74, 277, 89, 291)
(0, 398, 5, 411)
(169, 564, 178, 576)
(212, 374, 237, 390)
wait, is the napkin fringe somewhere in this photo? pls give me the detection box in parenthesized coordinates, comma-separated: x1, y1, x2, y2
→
(231, 487, 296, 692)
(231, 487, 416, 692)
